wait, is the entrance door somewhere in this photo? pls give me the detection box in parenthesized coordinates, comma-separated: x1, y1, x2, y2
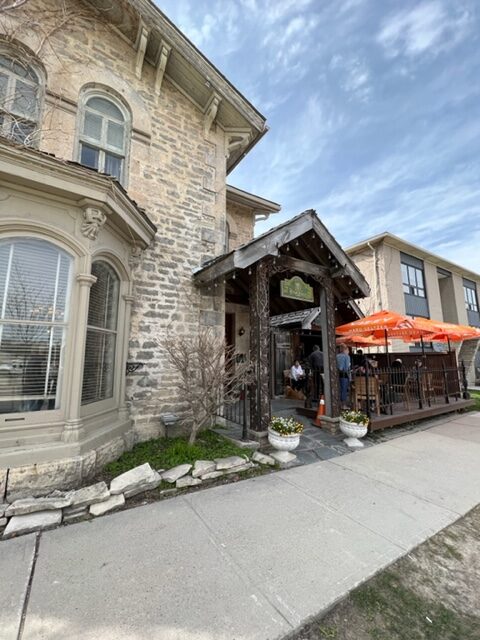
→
(272, 329, 291, 396)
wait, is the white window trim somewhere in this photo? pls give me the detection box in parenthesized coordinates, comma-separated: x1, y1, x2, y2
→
(75, 87, 131, 187)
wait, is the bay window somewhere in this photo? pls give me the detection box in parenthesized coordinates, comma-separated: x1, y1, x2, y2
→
(0, 239, 71, 414)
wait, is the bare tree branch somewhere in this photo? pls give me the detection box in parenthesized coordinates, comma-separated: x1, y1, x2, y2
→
(0, 0, 30, 14)
(161, 327, 252, 444)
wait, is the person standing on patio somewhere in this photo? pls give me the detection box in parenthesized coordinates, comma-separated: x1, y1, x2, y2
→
(308, 345, 324, 399)
(337, 344, 351, 409)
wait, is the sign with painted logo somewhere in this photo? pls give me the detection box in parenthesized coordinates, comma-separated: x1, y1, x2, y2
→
(280, 276, 314, 303)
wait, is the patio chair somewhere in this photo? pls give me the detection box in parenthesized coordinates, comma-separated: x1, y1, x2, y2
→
(353, 376, 381, 416)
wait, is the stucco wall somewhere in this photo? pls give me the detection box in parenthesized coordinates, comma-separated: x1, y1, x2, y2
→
(2, 0, 229, 442)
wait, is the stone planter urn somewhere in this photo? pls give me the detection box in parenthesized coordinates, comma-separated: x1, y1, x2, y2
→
(268, 427, 301, 463)
(339, 418, 368, 449)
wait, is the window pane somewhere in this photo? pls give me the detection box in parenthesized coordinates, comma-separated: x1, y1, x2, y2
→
(104, 153, 122, 180)
(0, 239, 71, 415)
(86, 97, 123, 121)
(83, 111, 102, 141)
(401, 263, 408, 285)
(0, 55, 37, 82)
(0, 239, 70, 323)
(107, 120, 124, 149)
(81, 330, 116, 404)
(0, 71, 7, 103)
(80, 143, 99, 169)
(416, 269, 424, 289)
(87, 262, 119, 330)
(0, 323, 66, 413)
(12, 79, 37, 118)
(11, 119, 35, 145)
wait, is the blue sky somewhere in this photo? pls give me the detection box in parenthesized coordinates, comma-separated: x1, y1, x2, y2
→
(159, 0, 480, 272)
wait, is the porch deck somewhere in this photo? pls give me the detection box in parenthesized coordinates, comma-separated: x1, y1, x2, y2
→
(297, 397, 474, 431)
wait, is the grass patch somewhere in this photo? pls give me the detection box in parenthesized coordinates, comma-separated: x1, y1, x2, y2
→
(467, 389, 480, 411)
(104, 429, 251, 478)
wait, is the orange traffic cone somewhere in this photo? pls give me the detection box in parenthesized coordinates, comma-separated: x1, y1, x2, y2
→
(313, 395, 325, 427)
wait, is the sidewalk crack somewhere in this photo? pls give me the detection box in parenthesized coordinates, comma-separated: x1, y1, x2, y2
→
(16, 532, 41, 640)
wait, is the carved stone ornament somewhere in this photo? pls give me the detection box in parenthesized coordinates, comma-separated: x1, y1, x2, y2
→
(204, 93, 221, 136)
(81, 207, 107, 240)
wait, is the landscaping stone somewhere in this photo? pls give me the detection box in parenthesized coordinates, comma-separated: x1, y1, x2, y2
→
(63, 504, 88, 517)
(176, 476, 202, 489)
(214, 456, 248, 471)
(0, 517, 6, 527)
(6, 496, 72, 517)
(124, 474, 161, 498)
(110, 463, 160, 495)
(0, 503, 6, 518)
(200, 471, 224, 481)
(89, 494, 125, 517)
(192, 460, 216, 478)
(252, 451, 276, 466)
(63, 509, 89, 524)
(161, 464, 192, 484)
(224, 462, 253, 474)
(3, 510, 62, 537)
(159, 488, 177, 497)
(68, 482, 110, 508)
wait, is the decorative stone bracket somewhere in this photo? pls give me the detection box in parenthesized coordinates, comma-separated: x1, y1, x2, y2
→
(155, 40, 172, 95)
(80, 204, 108, 241)
(204, 92, 222, 136)
(135, 21, 150, 79)
(225, 129, 251, 158)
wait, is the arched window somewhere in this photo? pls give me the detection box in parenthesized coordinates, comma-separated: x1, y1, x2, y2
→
(0, 239, 71, 414)
(78, 95, 128, 184)
(0, 52, 41, 144)
(81, 260, 120, 405)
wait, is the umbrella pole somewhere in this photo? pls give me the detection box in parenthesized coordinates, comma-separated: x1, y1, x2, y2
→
(420, 335, 425, 357)
(447, 337, 451, 353)
(384, 329, 390, 367)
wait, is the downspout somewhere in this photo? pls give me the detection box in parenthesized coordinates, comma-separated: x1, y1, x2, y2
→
(367, 241, 383, 310)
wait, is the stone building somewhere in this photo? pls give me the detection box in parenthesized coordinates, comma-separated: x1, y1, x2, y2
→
(0, 0, 368, 495)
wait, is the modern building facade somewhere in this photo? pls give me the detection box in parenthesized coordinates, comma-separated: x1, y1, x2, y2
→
(347, 233, 480, 383)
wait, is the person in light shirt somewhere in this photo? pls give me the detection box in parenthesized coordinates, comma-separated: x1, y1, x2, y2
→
(290, 360, 305, 391)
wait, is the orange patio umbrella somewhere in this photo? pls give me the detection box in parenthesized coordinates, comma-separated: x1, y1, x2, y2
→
(336, 334, 391, 348)
(336, 310, 415, 337)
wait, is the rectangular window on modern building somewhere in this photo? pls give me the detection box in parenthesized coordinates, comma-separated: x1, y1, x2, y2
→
(463, 278, 480, 327)
(400, 252, 429, 317)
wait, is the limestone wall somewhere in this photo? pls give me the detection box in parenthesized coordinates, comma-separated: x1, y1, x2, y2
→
(226, 201, 255, 250)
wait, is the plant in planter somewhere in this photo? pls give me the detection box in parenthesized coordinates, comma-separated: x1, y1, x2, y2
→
(339, 410, 369, 448)
(268, 416, 304, 462)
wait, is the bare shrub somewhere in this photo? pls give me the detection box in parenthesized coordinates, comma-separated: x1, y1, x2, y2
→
(163, 327, 252, 445)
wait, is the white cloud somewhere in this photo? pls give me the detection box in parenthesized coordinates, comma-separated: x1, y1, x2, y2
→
(330, 55, 371, 101)
(377, 1, 472, 59)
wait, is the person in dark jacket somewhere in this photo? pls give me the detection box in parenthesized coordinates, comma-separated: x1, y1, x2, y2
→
(308, 345, 324, 398)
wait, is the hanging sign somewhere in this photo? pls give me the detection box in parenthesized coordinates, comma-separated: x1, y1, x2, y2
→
(280, 276, 314, 303)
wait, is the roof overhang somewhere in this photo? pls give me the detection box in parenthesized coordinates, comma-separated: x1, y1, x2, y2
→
(86, 0, 267, 173)
(226, 184, 281, 221)
(0, 139, 156, 248)
(347, 232, 480, 282)
(194, 209, 370, 302)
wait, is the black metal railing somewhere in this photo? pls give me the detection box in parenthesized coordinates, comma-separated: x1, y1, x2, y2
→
(215, 383, 249, 440)
(303, 360, 468, 419)
(347, 361, 467, 419)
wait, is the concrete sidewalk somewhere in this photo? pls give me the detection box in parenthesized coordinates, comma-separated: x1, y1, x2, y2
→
(2, 413, 480, 640)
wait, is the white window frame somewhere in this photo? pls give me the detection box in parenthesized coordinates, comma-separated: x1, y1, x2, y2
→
(76, 87, 131, 187)
(464, 283, 479, 313)
(0, 44, 44, 146)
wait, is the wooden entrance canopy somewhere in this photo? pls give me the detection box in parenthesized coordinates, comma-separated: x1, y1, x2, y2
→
(193, 210, 370, 435)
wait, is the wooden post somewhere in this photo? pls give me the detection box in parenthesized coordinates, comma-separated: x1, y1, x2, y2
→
(319, 281, 340, 417)
(249, 260, 271, 434)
